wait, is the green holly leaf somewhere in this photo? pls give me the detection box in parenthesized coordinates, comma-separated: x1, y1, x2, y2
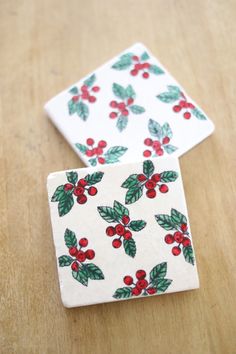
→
(113, 287, 132, 299)
(58, 255, 73, 267)
(125, 185, 144, 205)
(167, 85, 181, 95)
(58, 194, 74, 217)
(126, 84, 136, 99)
(129, 105, 145, 114)
(51, 185, 65, 202)
(113, 200, 129, 219)
(155, 278, 172, 293)
(66, 171, 78, 185)
(77, 101, 89, 121)
(75, 143, 88, 155)
(84, 74, 96, 88)
(104, 146, 128, 163)
(112, 56, 132, 70)
(160, 171, 178, 183)
(183, 246, 195, 265)
(157, 86, 181, 103)
(148, 64, 164, 75)
(97, 206, 119, 223)
(140, 51, 150, 61)
(143, 160, 154, 178)
(69, 86, 79, 95)
(155, 214, 176, 231)
(171, 208, 187, 226)
(162, 122, 173, 139)
(64, 228, 77, 248)
(121, 174, 140, 189)
(128, 220, 146, 232)
(88, 158, 97, 166)
(84, 172, 104, 185)
(148, 119, 162, 139)
(72, 266, 88, 286)
(163, 144, 178, 154)
(192, 108, 207, 120)
(112, 83, 127, 99)
(116, 115, 128, 132)
(150, 262, 167, 282)
(123, 238, 136, 258)
(68, 100, 77, 115)
(85, 263, 104, 280)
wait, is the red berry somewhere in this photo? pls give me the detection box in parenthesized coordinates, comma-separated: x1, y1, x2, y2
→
(81, 85, 88, 92)
(110, 100, 117, 108)
(131, 69, 138, 76)
(136, 269, 146, 280)
(112, 239, 122, 248)
(124, 230, 132, 240)
(69, 247, 78, 256)
(77, 194, 87, 204)
(162, 136, 170, 145)
(143, 62, 151, 69)
(173, 105, 182, 112)
(132, 55, 139, 61)
(122, 109, 129, 116)
(76, 250, 86, 262)
(181, 223, 188, 232)
(118, 102, 126, 111)
(179, 100, 187, 108)
(183, 112, 191, 119)
(96, 147, 103, 155)
(86, 149, 94, 157)
(146, 189, 156, 199)
(156, 148, 164, 156)
(109, 112, 117, 119)
(74, 186, 85, 196)
(127, 98, 134, 105)
(137, 174, 147, 182)
(172, 246, 181, 256)
(98, 140, 107, 148)
(86, 138, 94, 146)
(153, 140, 161, 149)
(144, 138, 153, 146)
(136, 279, 148, 289)
(106, 226, 116, 237)
(182, 237, 191, 247)
(165, 234, 174, 244)
(134, 63, 142, 70)
(85, 249, 95, 260)
(72, 95, 79, 102)
(64, 183, 74, 191)
(71, 261, 79, 272)
(122, 215, 130, 225)
(142, 72, 149, 79)
(145, 179, 156, 189)
(115, 224, 125, 236)
(89, 96, 96, 103)
(151, 173, 161, 182)
(174, 231, 184, 243)
(92, 86, 100, 92)
(187, 103, 195, 109)
(123, 275, 133, 285)
(78, 178, 87, 187)
(88, 186, 97, 196)
(79, 238, 88, 247)
(82, 92, 89, 99)
(147, 287, 157, 295)
(132, 287, 142, 296)
(143, 150, 151, 157)
(98, 157, 105, 164)
(159, 184, 169, 193)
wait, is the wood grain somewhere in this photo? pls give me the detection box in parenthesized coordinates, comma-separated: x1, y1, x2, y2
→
(1, 1, 236, 353)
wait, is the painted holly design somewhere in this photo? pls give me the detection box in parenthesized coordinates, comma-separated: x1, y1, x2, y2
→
(68, 74, 100, 121)
(112, 51, 164, 79)
(155, 208, 195, 265)
(121, 160, 178, 204)
(58, 228, 104, 286)
(157, 85, 207, 120)
(109, 83, 145, 132)
(113, 262, 172, 299)
(51, 171, 104, 216)
(97, 200, 147, 258)
(143, 119, 178, 158)
(75, 138, 127, 166)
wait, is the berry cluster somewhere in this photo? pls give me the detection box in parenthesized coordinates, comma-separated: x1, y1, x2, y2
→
(172, 95, 195, 120)
(64, 178, 97, 205)
(69, 238, 95, 272)
(106, 215, 133, 248)
(130, 55, 151, 78)
(109, 97, 134, 119)
(164, 223, 191, 256)
(71, 84, 100, 104)
(84, 138, 107, 164)
(123, 269, 156, 296)
(143, 136, 170, 157)
(137, 172, 169, 199)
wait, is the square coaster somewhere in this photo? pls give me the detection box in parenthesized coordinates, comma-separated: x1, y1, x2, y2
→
(45, 42, 214, 167)
(47, 157, 199, 308)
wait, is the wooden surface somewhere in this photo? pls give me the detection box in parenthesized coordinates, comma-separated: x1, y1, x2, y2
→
(1, 1, 236, 353)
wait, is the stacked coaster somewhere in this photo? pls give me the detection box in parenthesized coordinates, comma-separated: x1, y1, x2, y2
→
(45, 43, 214, 307)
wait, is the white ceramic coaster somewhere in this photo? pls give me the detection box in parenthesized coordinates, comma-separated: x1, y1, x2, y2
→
(45, 42, 214, 167)
(47, 157, 199, 308)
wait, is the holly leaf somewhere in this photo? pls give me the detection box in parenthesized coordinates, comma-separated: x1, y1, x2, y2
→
(97, 206, 119, 223)
(167, 85, 181, 95)
(104, 146, 128, 163)
(75, 143, 88, 155)
(72, 267, 88, 286)
(113, 287, 132, 299)
(66, 171, 78, 185)
(85, 263, 104, 280)
(148, 64, 164, 75)
(126, 85, 136, 99)
(157, 86, 181, 103)
(51, 185, 65, 202)
(116, 115, 128, 132)
(129, 105, 145, 114)
(192, 108, 207, 120)
(143, 160, 154, 178)
(58, 194, 74, 217)
(162, 122, 173, 139)
(88, 158, 97, 166)
(150, 262, 167, 282)
(183, 246, 195, 265)
(112, 56, 132, 70)
(155, 214, 176, 231)
(155, 278, 172, 293)
(84, 74, 96, 88)
(69, 86, 79, 95)
(140, 51, 150, 61)
(113, 200, 129, 218)
(58, 255, 73, 267)
(128, 220, 146, 231)
(77, 101, 89, 121)
(121, 174, 140, 189)
(112, 83, 127, 99)
(125, 185, 143, 205)
(123, 238, 136, 258)
(148, 119, 162, 139)
(64, 228, 77, 248)
(163, 144, 178, 154)
(84, 172, 104, 185)
(68, 100, 77, 115)
(171, 208, 187, 226)
(160, 171, 178, 182)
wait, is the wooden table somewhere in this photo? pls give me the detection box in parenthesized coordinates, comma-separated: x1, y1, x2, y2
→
(1, 1, 236, 353)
